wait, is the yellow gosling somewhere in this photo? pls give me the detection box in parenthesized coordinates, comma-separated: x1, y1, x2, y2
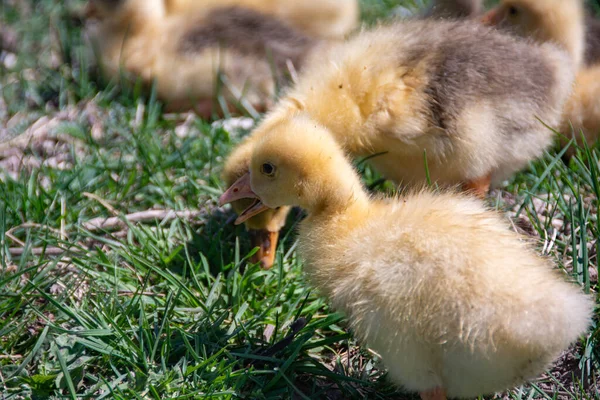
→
(220, 117, 593, 400)
(85, 0, 318, 117)
(163, 0, 359, 40)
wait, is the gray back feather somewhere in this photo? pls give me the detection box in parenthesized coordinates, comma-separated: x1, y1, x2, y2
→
(390, 21, 567, 132)
(179, 7, 316, 72)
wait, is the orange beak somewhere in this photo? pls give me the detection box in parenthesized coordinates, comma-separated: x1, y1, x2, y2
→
(481, 8, 504, 26)
(219, 172, 270, 225)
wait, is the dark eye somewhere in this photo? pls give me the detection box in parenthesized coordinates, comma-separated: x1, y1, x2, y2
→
(508, 6, 518, 16)
(261, 162, 276, 177)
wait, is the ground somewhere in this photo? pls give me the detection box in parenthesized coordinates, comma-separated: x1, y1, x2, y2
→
(0, 0, 599, 399)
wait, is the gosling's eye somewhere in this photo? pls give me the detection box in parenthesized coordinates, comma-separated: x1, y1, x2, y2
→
(261, 162, 276, 177)
(508, 6, 518, 16)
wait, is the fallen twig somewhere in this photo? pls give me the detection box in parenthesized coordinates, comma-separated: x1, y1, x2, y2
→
(81, 209, 204, 231)
(5, 232, 25, 247)
(6, 223, 67, 241)
(0, 355, 22, 360)
(82, 192, 119, 216)
(8, 247, 73, 256)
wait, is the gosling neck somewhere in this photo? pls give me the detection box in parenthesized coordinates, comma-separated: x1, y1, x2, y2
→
(302, 167, 370, 223)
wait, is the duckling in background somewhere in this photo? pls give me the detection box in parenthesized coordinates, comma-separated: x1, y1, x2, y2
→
(85, 0, 317, 117)
(483, 0, 600, 157)
(164, 0, 359, 40)
(481, 0, 586, 70)
(220, 117, 593, 400)
(222, 19, 575, 269)
(425, 0, 483, 19)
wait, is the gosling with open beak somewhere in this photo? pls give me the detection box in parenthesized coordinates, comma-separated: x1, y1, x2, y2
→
(219, 172, 271, 225)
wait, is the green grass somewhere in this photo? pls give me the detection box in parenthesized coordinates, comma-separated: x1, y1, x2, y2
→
(1, 0, 599, 399)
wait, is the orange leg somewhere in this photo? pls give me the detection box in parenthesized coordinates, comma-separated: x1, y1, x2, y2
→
(420, 387, 447, 400)
(248, 229, 279, 270)
(462, 173, 492, 199)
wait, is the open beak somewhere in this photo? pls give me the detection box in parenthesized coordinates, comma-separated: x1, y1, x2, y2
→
(219, 172, 270, 225)
(481, 9, 504, 26)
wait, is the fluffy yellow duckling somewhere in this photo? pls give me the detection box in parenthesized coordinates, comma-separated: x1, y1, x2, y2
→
(483, 0, 600, 156)
(163, 0, 359, 40)
(220, 117, 593, 400)
(85, 0, 316, 116)
(222, 19, 575, 269)
(426, 0, 483, 19)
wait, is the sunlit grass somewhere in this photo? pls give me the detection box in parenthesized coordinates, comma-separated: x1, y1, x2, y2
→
(0, 0, 598, 398)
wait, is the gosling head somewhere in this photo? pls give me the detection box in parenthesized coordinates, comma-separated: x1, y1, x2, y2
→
(219, 116, 361, 224)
